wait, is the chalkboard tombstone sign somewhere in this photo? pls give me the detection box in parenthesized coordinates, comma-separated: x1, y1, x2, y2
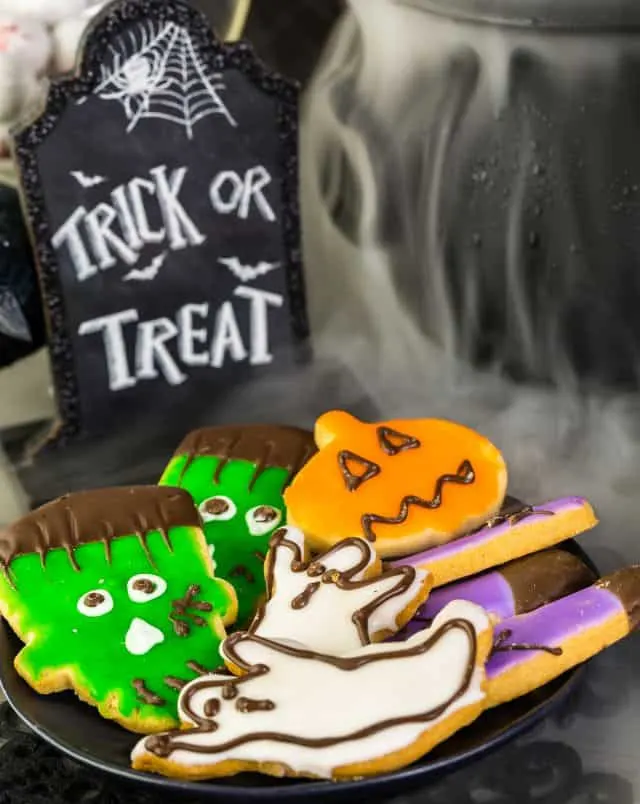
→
(13, 0, 308, 475)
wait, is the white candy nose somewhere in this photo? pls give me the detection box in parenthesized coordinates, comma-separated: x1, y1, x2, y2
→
(125, 617, 165, 656)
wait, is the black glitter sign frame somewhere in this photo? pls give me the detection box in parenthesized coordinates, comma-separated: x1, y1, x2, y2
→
(13, 0, 308, 448)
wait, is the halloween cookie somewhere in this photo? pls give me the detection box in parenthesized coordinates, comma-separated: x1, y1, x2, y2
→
(284, 411, 507, 559)
(397, 548, 596, 639)
(131, 600, 493, 781)
(250, 526, 432, 653)
(0, 487, 237, 733)
(160, 425, 316, 629)
(390, 496, 598, 587)
(485, 566, 640, 706)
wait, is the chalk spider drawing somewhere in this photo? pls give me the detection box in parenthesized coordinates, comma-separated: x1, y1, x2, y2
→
(99, 52, 172, 121)
(94, 20, 236, 138)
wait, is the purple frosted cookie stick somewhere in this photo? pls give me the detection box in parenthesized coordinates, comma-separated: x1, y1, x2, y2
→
(389, 496, 597, 588)
(396, 548, 595, 640)
(485, 567, 640, 705)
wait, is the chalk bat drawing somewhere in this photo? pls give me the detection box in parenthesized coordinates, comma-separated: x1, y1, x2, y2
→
(123, 252, 167, 282)
(218, 257, 281, 283)
(71, 170, 107, 188)
(94, 20, 236, 137)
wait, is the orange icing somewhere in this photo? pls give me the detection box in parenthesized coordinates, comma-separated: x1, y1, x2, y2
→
(285, 411, 508, 558)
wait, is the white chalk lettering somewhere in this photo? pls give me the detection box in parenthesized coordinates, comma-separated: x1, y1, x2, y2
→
(77, 285, 285, 392)
(129, 178, 165, 244)
(112, 185, 144, 252)
(52, 206, 98, 281)
(84, 202, 139, 270)
(210, 170, 243, 215)
(135, 317, 188, 386)
(177, 303, 210, 366)
(78, 309, 139, 391)
(210, 166, 276, 222)
(53, 165, 208, 282)
(151, 166, 205, 250)
(210, 301, 247, 367)
(234, 285, 283, 365)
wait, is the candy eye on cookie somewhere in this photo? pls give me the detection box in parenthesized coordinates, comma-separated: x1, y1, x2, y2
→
(77, 589, 114, 618)
(245, 505, 282, 536)
(198, 496, 237, 523)
(127, 574, 167, 603)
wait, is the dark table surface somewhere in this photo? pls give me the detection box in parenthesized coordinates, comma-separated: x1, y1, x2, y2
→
(0, 632, 637, 804)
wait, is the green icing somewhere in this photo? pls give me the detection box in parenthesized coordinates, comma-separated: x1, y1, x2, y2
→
(160, 457, 289, 628)
(0, 526, 235, 731)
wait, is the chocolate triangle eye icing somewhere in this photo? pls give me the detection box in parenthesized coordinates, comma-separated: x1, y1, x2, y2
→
(337, 450, 381, 491)
(377, 426, 421, 456)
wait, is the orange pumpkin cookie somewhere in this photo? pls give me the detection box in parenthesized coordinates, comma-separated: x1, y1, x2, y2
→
(284, 411, 508, 559)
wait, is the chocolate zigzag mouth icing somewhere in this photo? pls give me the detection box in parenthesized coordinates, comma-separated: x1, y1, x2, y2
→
(361, 461, 476, 542)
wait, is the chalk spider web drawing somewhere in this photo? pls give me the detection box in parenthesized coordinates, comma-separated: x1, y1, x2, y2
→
(94, 21, 237, 137)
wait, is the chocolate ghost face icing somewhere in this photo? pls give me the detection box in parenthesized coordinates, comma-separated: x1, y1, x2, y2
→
(160, 426, 317, 629)
(0, 486, 237, 733)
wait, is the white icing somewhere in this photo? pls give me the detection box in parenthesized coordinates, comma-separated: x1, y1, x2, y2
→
(199, 496, 237, 523)
(127, 574, 167, 604)
(125, 617, 164, 656)
(252, 527, 429, 654)
(245, 505, 282, 536)
(131, 601, 490, 778)
(77, 589, 113, 617)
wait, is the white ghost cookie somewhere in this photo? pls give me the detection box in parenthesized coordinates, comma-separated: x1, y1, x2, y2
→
(131, 600, 493, 781)
(250, 527, 432, 654)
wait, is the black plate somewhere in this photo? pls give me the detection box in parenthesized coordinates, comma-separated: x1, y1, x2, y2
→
(0, 541, 595, 801)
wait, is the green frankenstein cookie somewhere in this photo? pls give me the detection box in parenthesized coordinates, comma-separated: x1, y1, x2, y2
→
(160, 426, 316, 628)
(0, 487, 237, 734)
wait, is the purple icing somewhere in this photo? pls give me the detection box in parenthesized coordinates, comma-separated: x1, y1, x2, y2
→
(390, 496, 588, 569)
(421, 572, 515, 622)
(486, 586, 622, 678)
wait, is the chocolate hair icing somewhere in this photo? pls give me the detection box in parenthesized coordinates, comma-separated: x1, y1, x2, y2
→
(144, 622, 477, 759)
(174, 425, 317, 490)
(361, 460, 476, 542)
(596, 566, 640, 631)
(501, 549, 597, 615)
(252, 529, 417, 645)
(0, 486, 199, 575)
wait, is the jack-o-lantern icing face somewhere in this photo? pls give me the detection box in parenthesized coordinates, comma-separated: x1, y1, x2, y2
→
(284, 411, 508, 559)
